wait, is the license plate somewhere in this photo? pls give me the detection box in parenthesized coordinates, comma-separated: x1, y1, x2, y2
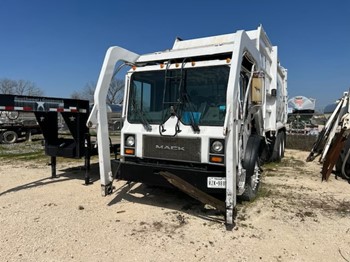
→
(207, 177, 226, 188)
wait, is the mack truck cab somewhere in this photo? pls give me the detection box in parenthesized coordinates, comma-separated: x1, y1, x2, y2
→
(88, 25, 288, 224)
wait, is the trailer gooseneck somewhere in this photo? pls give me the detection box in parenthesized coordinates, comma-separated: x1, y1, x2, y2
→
(0, 94, 93, 182)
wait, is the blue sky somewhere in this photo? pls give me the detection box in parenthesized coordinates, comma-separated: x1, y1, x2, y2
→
(0, 0, 349, 111)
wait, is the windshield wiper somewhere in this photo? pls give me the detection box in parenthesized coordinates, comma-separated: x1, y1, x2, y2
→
(137, 109, 152, 131)
(131, 97, 152, 132)
(181, 92, 200, 133)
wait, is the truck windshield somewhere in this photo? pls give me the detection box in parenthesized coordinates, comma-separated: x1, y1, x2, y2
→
(127, 65, 229, 126)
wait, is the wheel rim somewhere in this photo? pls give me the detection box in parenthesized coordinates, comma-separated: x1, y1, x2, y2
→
(250, 162, 260, 191)
(4, 132, 16, 143)
(237, 169, 246, 195)
(6, 111, 19, 120)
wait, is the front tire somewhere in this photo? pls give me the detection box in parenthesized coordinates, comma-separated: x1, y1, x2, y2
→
(241, 135, 262, 201)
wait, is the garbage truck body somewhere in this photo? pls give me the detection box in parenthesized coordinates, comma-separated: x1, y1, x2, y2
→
(88, 25, 288, 224)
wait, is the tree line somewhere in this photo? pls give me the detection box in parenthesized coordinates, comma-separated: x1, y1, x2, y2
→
(0, 78, 125, 105)
(70, 78, 124, 104)
(0, 78, 43, 96)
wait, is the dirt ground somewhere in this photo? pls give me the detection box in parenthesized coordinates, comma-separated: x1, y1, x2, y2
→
(0, 149, 350, 262)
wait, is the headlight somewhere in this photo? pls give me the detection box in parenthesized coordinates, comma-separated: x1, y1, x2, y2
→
(211, 141, 223, 153)
(125, 136, 135, 147)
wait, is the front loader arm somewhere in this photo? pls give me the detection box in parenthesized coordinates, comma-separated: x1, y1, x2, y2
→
(87, 46, 139, 196)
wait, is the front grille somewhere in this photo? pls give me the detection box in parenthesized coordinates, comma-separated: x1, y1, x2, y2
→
(143, 135, 201, 163)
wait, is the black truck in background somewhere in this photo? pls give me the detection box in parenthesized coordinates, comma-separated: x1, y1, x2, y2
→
(0, 112, 42, 144)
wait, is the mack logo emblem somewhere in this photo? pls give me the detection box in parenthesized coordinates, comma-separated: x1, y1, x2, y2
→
(155, 145, 185, 151)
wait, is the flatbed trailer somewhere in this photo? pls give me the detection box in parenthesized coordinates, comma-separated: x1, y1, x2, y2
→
(0, 94, 97, 183)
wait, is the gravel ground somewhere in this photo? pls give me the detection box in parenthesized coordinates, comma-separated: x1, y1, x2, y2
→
(0, 149, 350, 262)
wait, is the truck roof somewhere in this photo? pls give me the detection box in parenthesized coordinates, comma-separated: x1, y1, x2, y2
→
(136, 25, 273, 64)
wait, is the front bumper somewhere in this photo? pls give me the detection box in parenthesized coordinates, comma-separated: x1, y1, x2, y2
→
(114, 159, 226, 194)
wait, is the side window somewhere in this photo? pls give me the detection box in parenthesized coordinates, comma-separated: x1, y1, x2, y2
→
(133, 81, 151, 112)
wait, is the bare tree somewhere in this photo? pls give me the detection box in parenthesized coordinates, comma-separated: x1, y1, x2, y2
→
(15, 79, 44, 96)
(71, 79, 124, 104)
(70, 82, 95, 102)
(70, 91, 83, 100)
(0, 78, 17, 94)
(0, 78, 44, 96)
(82, 81, 95, 102)
(107, 79, 124, 104)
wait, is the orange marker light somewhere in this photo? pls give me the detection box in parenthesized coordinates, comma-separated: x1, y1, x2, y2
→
(160, 64, 164, 68)
(125, 148, 135, 155)
(175, 63, 179, 68)
(132, 66, 137, 70)
(191, 61, 196, 66)
(226, 58, 231, 63)
(210, 156, 224, 163)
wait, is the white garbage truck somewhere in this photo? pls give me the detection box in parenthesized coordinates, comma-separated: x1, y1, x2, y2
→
(87, 25, 288, 224)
